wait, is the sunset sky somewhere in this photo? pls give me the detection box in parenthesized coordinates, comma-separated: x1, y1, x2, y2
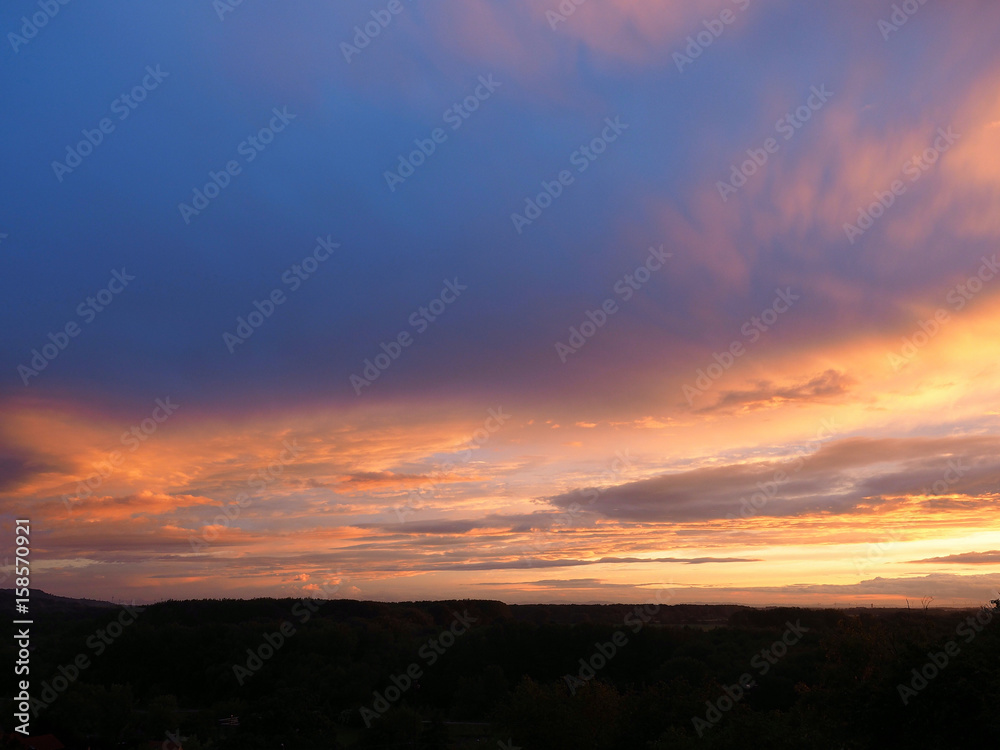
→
(3, 0, 1000, 607)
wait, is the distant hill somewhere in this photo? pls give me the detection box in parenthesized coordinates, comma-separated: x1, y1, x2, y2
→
(0, 588, 117, 616)
(0, 589, 982, 626)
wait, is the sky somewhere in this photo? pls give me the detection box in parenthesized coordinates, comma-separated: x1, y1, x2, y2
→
(2, 0, 1000, 607)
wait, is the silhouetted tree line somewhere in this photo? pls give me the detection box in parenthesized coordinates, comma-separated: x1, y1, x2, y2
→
(2, 593, 998, 749)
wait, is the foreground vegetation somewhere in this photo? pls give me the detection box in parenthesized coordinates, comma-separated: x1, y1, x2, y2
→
(2, 592, 998, 749)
